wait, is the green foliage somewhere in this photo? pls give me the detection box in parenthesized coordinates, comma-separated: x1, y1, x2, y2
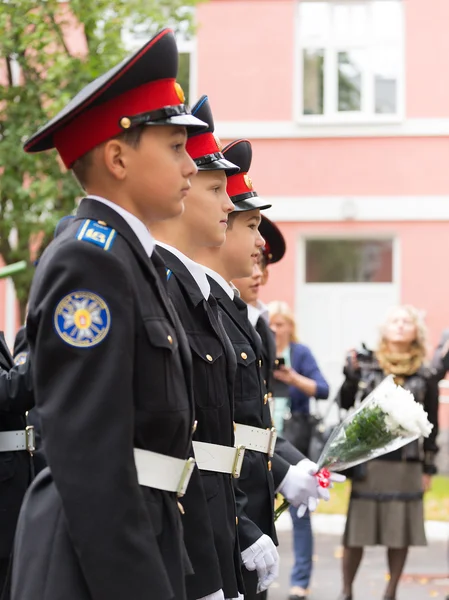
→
(0, 0, 203, 318)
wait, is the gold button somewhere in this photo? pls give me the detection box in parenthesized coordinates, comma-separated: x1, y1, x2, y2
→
(167, 335, 173, 344)
(120, 116, 132, 129)
(264, 394, 268, 404)
(192, 420, 198, 434)
(268, 460, 272, 471)
(268, 392, 273, 398)
(235, 516, 239, 525)
(241, 352, 247, 360)
(206, 354, 213, 362)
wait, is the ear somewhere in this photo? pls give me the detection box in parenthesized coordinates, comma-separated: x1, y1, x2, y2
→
(102, 139, 129, 181)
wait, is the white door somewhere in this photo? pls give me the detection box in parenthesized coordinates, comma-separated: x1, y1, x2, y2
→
(296, 236, 399, 402)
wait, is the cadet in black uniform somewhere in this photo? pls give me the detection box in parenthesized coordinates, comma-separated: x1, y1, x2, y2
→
(152, 95, 244, 600)
(10, 29, 211, 600)
(195, 140, 342, 599)
(233, 216, 286, 413)
(0, 334, 34, 597)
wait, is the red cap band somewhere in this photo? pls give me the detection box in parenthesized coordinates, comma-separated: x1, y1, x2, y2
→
(226, 171, 254, 198)
(186, 132, 221, 160)
(54, 78, 183, 167)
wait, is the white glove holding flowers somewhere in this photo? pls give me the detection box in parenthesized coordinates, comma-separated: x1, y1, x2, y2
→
(278, 459, 346, 517)
(241, 534, 279, 592)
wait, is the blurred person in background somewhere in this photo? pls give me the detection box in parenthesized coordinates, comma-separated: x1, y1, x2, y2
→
(268, 300, 329, 600)
(336, 305, 440, 600)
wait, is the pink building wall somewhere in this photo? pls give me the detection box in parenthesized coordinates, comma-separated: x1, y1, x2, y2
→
(197, 0, 449, 353)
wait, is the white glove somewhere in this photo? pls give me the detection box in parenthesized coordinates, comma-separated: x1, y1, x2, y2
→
(197, 590, 225, 600)
(278, 459, 346, 518)
(241, 534, 279, 593)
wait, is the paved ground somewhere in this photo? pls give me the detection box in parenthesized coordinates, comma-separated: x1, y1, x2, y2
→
(269, 530, 449, 600)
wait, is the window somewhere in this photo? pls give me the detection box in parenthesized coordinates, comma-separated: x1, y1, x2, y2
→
(122, 13, 196, 104)
(305, 239, 393, 283)
(298, 1, 403, 122)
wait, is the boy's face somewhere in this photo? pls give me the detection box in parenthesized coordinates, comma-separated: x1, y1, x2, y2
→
(233, 261, 263, 305)
(182, 170, 234, 247)
(221, 209, 265, 279)
(125, 125, 197, 224)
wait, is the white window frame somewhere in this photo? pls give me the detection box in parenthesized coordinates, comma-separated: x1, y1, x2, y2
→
(294, 0, 405, 125)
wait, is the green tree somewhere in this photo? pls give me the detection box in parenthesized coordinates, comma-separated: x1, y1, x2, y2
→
(0, 0, 203, 319)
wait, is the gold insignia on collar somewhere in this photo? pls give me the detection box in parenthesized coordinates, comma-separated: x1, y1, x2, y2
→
(174, 82, 185, 103)
(244, 174, 253, 190)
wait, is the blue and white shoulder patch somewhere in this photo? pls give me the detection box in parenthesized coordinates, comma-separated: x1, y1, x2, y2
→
(54, 291, 111, 348)
(76, 219, 116, 251)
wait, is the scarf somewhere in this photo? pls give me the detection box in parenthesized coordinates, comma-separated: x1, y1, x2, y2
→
(375, 346, 424, 386)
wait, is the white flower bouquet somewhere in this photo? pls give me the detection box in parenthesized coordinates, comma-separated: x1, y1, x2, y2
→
(316, 375, 433, 472)
(274, 375, 433, 521)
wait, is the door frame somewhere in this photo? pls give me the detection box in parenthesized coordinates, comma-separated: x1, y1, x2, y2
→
(294, 229, 401, 338)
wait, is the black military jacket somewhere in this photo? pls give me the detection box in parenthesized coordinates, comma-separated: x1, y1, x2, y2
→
(0, 333, 34, 558)
(255, 316, 305, 467)
(11, 198, 197, 600)
(207, 278, 293, 551)
(158, 246, 243, 599)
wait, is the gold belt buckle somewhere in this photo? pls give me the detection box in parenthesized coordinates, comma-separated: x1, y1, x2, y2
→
(176, 457, 196, 497)
(232, 445, 246, 478)
(268, 427, 277, 458)
(25, 426, 35, 455)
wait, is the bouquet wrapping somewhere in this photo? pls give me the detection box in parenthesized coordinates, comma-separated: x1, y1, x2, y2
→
(316, 375, 433, 472)
(275, 375, 433, 520)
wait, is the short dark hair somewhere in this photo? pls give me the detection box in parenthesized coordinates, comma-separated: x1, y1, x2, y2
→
(71, 125, 146, 191)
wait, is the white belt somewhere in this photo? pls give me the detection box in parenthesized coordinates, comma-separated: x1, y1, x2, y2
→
(134, 449, 195, 497)
(234, 424, 277, 457)
(193, 441, 245, 478)
(0, 427, 35, 453)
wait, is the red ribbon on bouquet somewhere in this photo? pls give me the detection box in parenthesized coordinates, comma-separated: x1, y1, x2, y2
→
(316, 468, 331, 488)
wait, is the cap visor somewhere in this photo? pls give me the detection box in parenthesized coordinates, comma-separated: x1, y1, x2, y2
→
(232, 196, 272, 212)
(197, 157, 240, 176)
(155, 113, 208, 132)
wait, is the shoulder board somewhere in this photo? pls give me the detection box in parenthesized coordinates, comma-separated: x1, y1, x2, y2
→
(76, 219, 116, 251)
(166, 268, 172, 281)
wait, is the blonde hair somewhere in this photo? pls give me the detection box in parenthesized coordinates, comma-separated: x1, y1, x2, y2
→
(378, 304, 428, 359)
(267, 300, 299, 343)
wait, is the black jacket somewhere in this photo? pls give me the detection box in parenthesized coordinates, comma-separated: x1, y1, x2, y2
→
(12, 329, 46, 474)
(158, 247, 243, 599)
(0, 333, 34, 558)
(11, 198, 198, 600)
(208, 279, 293, 550)
(255, 316, 305, 466)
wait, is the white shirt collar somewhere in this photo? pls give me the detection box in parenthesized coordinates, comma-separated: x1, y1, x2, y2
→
(88, 195, 155, 258)
(247, 300, 269, 328)
(202, 266, 235, 300)
(155, 242, 210, 300)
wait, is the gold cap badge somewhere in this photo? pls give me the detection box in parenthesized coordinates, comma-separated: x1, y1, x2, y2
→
(174, 82, 185, 103)
(244, 174, 253, 190)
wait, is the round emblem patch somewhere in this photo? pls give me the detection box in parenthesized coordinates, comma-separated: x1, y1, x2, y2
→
(54, 291, 110, 348)
(14, 351, 28, 366)
(244, 174, 253, 190)
(174, 82, 185, 103)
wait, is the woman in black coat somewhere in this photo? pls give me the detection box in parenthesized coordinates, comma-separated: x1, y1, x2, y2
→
(337, 305, 440, 600)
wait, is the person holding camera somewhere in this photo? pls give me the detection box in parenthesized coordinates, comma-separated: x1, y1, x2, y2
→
(267, 300, 329, 600)
(336, 304, 440, 600)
